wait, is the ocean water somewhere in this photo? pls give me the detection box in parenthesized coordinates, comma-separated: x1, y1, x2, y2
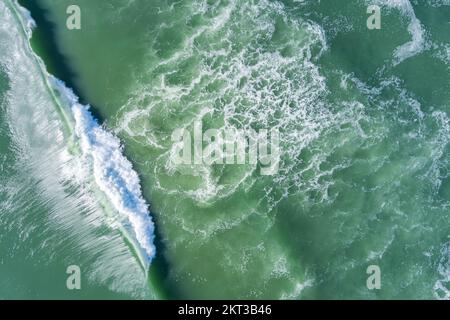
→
(0, 0, 449, 299)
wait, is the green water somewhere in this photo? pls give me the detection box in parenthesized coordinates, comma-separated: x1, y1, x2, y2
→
(1, 0, 449, 299)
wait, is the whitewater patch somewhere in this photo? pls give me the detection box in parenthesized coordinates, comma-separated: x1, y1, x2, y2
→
(1, 0, 154, 296)
(368, 0, 426, 65)
(434, 241, 450, 300)
(7, 0, 157, 269)
(392, 0, 425, 65)
(51, 79, 156, 267)
(116, 0, 334, 207)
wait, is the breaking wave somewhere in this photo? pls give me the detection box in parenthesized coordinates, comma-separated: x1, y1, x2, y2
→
(53, 78, 156, 267)
(5, 0, 156, 272)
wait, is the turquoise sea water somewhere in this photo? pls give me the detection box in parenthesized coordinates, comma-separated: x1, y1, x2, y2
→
(0, 0, 449, 299)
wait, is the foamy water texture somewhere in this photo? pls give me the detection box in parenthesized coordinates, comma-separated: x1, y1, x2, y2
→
(15, 0, 156, 268)
(54, 80, 156, 266)
(0, 0, 154, 298)
(369, 0, 426, 64)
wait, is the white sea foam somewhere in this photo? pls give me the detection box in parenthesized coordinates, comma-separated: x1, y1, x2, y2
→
(392, 2, 425, 65)
(51, 78, 156, 267)
(370, 0, 426, 65)
(15, 1, 36, 34)
(280, 280, 314, 300)
(434, 241, 450, 300)
(1, 0, 153, 296)
(117, 0, 334, 208)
